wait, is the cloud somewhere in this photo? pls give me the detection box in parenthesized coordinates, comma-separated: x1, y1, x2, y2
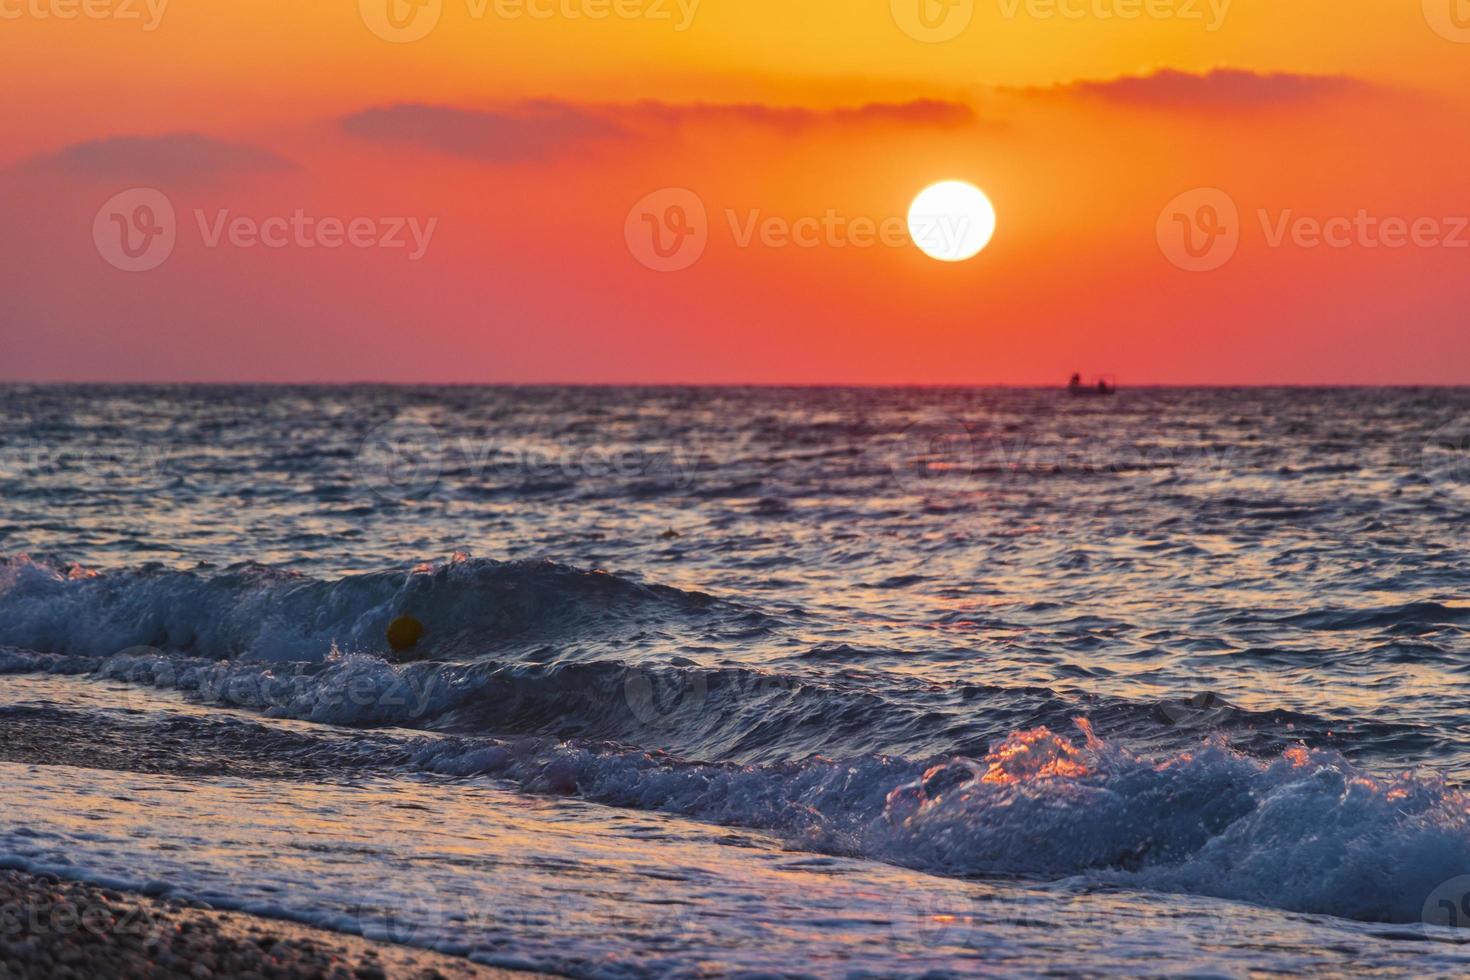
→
(1029, 68, 1368, 109)
(21, 133, 294, 182)
(342, 103, 627, 163)
(616, 98, 977, 130)
(342, 99, 976, 162)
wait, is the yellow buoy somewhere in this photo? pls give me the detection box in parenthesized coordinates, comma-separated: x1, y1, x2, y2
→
(386, 615, 424, 653)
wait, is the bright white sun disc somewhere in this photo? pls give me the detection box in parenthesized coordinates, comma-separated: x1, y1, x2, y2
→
(907, 181, 996, 262)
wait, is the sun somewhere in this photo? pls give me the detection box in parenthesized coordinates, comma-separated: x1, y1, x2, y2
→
(907, 181, 996, 262)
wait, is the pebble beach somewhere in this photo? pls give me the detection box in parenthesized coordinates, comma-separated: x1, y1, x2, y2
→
(0, 870, 539, 979)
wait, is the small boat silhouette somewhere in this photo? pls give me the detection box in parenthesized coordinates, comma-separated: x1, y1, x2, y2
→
(1067, 373, 1116, 396)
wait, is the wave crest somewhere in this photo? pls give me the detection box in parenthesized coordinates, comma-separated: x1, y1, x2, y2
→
(0, 555, 723, 663)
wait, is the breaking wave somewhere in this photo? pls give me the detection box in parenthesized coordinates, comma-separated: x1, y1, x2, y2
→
(8, 672, 1465, 928)
(0, 554, 727, 663)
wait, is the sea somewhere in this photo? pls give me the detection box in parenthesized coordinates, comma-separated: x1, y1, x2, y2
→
(1, 384, 1469, 977)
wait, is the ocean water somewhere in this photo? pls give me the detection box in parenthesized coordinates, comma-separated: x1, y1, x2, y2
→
(2, 384, 1470, 977)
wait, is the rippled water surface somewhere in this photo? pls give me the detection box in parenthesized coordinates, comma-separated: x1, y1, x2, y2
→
(2, 385, 1470, 976)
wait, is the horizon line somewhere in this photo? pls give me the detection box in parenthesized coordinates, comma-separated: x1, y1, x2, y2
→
(2, 380, 1469, 389)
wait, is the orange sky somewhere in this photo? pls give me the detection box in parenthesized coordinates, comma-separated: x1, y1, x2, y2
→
(3, 0, 1470, 383)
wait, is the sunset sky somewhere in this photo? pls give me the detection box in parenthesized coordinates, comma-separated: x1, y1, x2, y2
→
(4, 0, 1470, 383)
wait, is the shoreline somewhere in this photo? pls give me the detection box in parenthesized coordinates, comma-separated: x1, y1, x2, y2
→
(0, 869, 554, 979)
